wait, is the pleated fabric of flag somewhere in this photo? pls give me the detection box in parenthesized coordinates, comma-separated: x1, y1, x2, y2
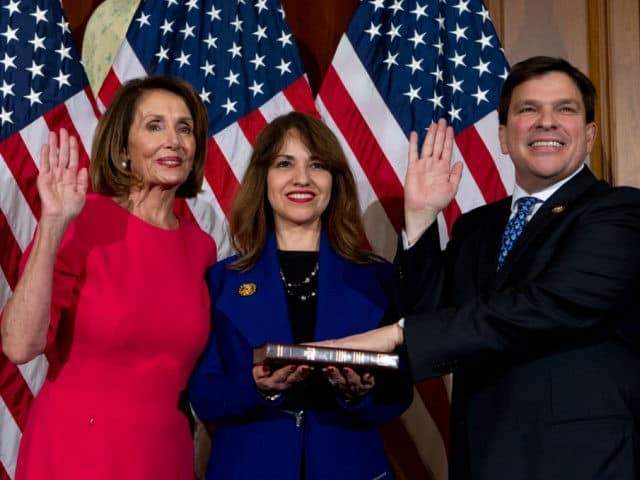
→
(0, 1, 100, 478)
(96, 0, 318, 259)
(316, 1, 513, 477)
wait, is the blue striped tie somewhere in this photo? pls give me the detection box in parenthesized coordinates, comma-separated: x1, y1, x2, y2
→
(497, 196, 542, 270)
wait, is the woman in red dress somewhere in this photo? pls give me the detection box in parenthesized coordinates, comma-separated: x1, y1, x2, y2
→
(1, 76, 215, 479)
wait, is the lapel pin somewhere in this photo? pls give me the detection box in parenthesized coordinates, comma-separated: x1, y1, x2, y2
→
(551, 205, 566, 214)
(238, 283, 257, 297)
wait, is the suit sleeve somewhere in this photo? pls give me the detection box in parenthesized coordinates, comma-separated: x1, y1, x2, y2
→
(403, 189, 640, 380)
(395, 218, 461, 315)
(188, 266, 285, 423)
(396, 225, 442, 315)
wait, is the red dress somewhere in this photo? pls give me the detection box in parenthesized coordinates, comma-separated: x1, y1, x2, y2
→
(15, 194, 216, 479)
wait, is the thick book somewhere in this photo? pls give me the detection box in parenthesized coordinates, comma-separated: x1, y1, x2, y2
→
(253, 343, 400, 370)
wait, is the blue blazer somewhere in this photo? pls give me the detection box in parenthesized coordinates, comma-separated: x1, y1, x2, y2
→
(189, 233, 412, 480)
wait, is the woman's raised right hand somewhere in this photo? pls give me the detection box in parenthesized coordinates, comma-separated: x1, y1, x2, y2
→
(37, 128, 88, 226)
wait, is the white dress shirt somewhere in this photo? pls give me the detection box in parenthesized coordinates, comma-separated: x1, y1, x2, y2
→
(509, 164, 585, 221)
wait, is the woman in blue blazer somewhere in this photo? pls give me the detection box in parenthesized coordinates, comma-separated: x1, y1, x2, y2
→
(189, 112, 412, 480)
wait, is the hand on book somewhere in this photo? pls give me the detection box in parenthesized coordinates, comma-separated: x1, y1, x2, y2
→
(252, 364, 312, 393)
(323, 366, 374, 400)
(315, 324, 403, 353)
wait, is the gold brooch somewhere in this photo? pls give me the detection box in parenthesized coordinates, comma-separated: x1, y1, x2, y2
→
(552, 205, 566, 214)
(238, 283, 257, 296)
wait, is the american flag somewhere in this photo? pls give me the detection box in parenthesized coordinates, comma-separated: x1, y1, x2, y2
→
(316, 0, 513, 477)
(0, 0, 514, 477)
(1, 0, 316, 476)
(0, 0, 100, 478)
(97, 0, 317, 258)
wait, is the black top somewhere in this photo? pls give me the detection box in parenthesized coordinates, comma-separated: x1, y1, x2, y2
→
(277, 250, 319, 343)
(276, 250, 335, 406)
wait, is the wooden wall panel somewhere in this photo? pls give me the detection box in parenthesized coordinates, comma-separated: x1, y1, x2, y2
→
(500, 0, 589, 72)
(606, 0, 640, 186)
(587, 0, 612, 181)
(485, 0, 503, 43)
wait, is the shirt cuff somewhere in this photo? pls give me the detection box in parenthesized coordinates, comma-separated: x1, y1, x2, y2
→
(401, 230, 414, 250)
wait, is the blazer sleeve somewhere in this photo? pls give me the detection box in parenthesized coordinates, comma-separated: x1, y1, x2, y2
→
(188, 265, 285, 423)
(332, 262, 413, 426)
(332, 360, 413, 427)
(404, 188, 640, 380)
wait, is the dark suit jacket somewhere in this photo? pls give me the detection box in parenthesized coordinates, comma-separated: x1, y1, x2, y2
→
(189, 232, 412, 480)
(398, 167, 640, 479)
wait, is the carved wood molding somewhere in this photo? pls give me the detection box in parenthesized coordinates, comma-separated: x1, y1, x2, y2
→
(587, 0, 611, 181)
(604, 0, 640, 186)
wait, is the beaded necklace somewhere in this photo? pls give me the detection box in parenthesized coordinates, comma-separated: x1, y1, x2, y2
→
(279, 262, 319, 302)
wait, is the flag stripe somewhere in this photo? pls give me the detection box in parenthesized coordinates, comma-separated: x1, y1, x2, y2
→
(0, 458, 12, 480)
(0, 136, 41, 221)
(0, 270, 10, 312)
(0, 396, 20, 480)
(382, 419, 434, 480)
(401, 389, 449, 480)
(260, 91, 296, 122)
(84, 86, 103, 120)
(281, 76, 319, 116)
(320, 66, 404, 232)
(0, 358, 33, 432)
(416, 379, 451, 453)
(186, 186, 229, 257)
(456, 125, 508, 203)
(237, 109, 268, 147)
(16, 356, 48, 397)
(316, 97, 398, 260)
(203, 139, 240, 218)
(42, 105, 91, 169)
(474, 111, 515, 190)
(0, 154, 37, 252)
(442, 199, 463, 235)
(65, 90, 99, 163)
(97, 69, 121, 112)
(213, 124, 252, 185)
(19, 117, 49, 172)
(112, 38, 147, 85)
(329, 36, 409, 185)
(0, 213, 22, 291)
(97, 38, 147, 109)
(451, 142, 486, 214)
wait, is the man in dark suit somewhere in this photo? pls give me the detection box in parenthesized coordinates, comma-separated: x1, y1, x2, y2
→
(327, 56, 640, 479)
